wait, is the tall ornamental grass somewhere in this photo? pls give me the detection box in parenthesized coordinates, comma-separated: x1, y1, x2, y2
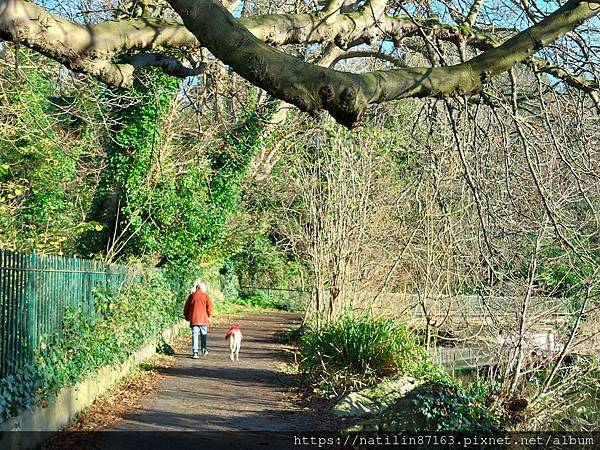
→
(299, 314, 443, 396)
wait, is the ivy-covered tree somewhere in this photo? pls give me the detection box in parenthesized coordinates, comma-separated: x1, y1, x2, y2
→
(80, 72, 282, 266)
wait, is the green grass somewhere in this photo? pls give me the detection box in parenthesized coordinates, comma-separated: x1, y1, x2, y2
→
(233, 291, 304, 312)
(213, 299, 277, 316)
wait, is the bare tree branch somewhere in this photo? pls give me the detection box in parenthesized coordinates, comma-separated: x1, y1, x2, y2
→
(166, 0, 600, 126)
(465, 0, 486, 27)
(1, 0, 598, 125)
(329, 50, 406, 68)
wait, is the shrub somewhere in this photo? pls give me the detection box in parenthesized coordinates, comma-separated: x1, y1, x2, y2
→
(220, 260, 240, 301)
(362, 379, 502, 433)
(298, 314, 444, 396)
(411, 380, 502, 433)
(235, 291, 297, 311)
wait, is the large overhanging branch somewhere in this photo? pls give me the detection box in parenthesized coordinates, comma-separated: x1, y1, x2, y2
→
(0, 0, 199, 85)
(1, 0, 598, 123)
(0, 0, 494, 86)
(166, 0, 600, 127)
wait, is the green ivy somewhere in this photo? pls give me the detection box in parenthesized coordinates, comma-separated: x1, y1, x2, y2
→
(0, 269, 183, 422)
(412, 380, 502, 433)
(80, 71, 182, 259)
(81, 75, 279, 273)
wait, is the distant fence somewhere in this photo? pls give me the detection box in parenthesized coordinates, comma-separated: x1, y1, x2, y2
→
(0, 249, 139, 378)
(430, 346, 493, 371)
(369, 293, 570, 319)
(238, 287, 570, 319)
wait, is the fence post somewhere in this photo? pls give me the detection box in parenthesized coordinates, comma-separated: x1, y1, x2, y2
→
(0, 249, 6, 377)
(27, 250, 38, 358)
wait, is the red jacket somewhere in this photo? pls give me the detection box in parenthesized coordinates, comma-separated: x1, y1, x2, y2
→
(183, 290, 213, 326)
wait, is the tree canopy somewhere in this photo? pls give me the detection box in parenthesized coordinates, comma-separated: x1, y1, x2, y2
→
(0, 0, 598, 126)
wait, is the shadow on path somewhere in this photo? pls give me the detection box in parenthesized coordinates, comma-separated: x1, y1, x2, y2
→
(92, 312, 336, 449)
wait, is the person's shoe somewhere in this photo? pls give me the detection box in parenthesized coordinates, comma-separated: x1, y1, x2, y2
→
(192, 352, 199, 359)
(202, 349, 208, 356)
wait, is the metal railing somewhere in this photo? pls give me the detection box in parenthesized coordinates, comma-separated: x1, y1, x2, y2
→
(0, 249, 138, 378)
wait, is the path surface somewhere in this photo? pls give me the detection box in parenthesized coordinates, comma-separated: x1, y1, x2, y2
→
(93, 312, 335, 449)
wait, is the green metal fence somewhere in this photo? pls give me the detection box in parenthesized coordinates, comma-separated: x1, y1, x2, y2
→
(0, 249, 138, 378)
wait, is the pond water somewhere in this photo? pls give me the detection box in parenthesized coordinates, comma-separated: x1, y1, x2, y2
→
(430, 346, 600, 431)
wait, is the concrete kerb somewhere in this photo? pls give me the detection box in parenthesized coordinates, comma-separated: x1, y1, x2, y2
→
(0, 320, 188, 449)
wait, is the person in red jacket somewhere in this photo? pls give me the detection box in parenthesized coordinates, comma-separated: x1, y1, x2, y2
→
(183, 281, 213, 358)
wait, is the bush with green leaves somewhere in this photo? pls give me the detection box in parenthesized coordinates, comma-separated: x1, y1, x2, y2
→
(234, 291, 300, 311)
(81, 78, 279, 269)
(0, 54, 102, 254)
(233, 232, 305, 289)
(360, 378, 502, 433)
(299, 314, 446, 396)
(411, 380, 501, 433)
(296, 314, 502, 432)
(219, 260, 240, 301)
(0, 269, 184, 422)
(536, 241, 596, 300)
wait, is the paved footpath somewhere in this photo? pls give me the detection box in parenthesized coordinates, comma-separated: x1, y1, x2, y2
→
(92, 312, 335, 450)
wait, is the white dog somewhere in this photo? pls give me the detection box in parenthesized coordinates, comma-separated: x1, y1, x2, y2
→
(225, 325, 243, 361)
